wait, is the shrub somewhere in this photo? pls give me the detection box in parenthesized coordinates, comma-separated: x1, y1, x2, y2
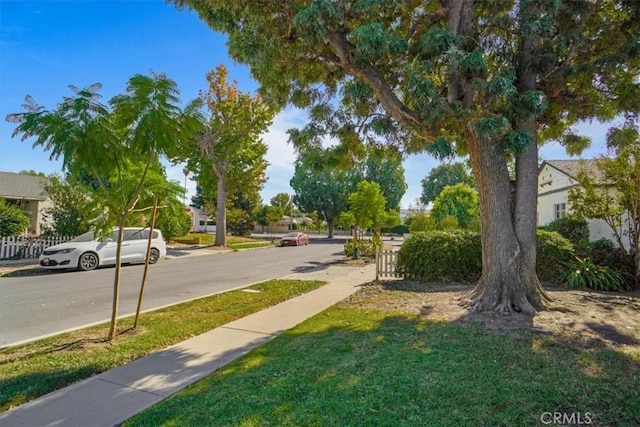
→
(437, 215, 459, 230)
(343, 238, 381, 258)
(227, 208, 253, 236)
(0, 199, 30, 236)
(396, 231, 482, 282)
(382, 224, 409, 235)
(536, 230, 575, 282)
(396, 229, 575, 284)
(539, 217, 589, 253)
(589, 239, 634, 288)
(155, 210, 192, 242)
(559, 257, 631, 292)
(408, 213, 435, 232)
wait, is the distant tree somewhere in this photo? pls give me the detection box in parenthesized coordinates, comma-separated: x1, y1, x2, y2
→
(270, 193, 293, 214)
(40, 174, 96, 237)
(420, 163, 475, 205)
(569, 122, 640, 289)
(0, 199, 30, 236)
(190, 64, 273, 247)
(19, 170, 46, 178)
(364, 149, 407, 210)
(290, 149, 360, 238)
(431, 184, 480, 229)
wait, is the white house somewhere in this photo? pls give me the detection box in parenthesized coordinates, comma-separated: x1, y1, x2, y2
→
(537, 159, 624, 245)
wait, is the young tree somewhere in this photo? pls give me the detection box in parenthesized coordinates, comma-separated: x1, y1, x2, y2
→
(174, 0, 639, 314)
(7, 73, 201, 341)
(421, 163, 475, 205)
(348, 180, 388, 241)
(569, 122, 640, 289)
(191, 64, 273, 247)
(431, 183, 480, 229)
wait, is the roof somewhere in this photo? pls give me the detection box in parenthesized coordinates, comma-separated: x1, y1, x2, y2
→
(0, 171, 48, 200)
(541, 159, 607, 183)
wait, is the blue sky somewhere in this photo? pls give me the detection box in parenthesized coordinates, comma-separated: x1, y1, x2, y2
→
(0, 1, 613, 209)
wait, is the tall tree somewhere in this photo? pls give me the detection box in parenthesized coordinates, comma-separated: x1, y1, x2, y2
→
(290, 148, 361, 238)
(569, 120, 640, 289)
(421, 162, 475, 205)
(7, 73, 200, 340)
(348, 180, 388, 241)
(175, 0, 639, 315)
(191, 64, 273, 247)
(364, 148, 407, 210)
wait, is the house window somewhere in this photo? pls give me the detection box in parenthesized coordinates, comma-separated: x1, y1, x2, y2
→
(554, 203, 566, 220)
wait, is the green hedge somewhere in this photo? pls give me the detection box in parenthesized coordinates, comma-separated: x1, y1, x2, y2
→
(397, 230, 574, 283)
(381, 224, 409, 235)
(397, 231, 482, 282)
(344, 239, 381, 258)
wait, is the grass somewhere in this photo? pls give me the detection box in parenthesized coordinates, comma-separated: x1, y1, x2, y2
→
(126, 287, 640, 427)
(0, 278, 326, 412)
(180, 233, 275, 250)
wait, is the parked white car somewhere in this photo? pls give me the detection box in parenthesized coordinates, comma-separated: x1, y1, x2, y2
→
(39, 227, 167, 271)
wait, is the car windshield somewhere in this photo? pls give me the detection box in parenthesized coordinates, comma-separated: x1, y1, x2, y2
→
(71, 231, 96, 242)
(283, 232, 299, 237)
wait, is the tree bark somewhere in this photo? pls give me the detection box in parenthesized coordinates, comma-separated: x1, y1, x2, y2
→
(215, 161, 227, 247)
(327, 219, 334, 238)
(107, 214, 126, 341)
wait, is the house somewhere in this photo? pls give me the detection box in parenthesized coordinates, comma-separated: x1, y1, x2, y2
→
(184, 205, 214, 233)
(537, 159, 621, 244)
(0, 171, 52, 236)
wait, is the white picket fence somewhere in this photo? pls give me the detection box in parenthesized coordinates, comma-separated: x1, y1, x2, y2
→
(0, 236, 74, 260)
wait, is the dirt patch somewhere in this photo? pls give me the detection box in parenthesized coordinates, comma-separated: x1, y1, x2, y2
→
(346, 280, 640, 351)
(0, 264, 45, 277)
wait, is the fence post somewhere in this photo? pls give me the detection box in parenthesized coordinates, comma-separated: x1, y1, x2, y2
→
(375, 245, 379, 281)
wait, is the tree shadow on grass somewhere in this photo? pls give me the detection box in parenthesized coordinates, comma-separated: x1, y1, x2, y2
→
(124, 310, 640, 427)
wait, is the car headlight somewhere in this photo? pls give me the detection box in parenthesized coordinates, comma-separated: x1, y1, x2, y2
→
(58, 248, 76, 254)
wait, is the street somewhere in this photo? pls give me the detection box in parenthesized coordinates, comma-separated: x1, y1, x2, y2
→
(0, 237, 346, 347)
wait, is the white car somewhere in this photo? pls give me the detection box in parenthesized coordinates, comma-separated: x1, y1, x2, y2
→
(39, 227, 167, 271)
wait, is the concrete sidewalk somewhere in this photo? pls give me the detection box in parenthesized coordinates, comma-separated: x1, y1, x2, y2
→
(0, 263, 375, 427)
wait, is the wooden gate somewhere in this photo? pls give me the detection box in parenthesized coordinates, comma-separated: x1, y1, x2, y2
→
(375, 247, 399, 280)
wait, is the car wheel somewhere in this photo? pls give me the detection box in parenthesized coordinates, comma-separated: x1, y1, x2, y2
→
(78, 252, 99, 271)
(148, 248, 160, 264)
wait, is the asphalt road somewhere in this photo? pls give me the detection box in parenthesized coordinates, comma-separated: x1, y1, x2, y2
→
(0, 236, 346, 348)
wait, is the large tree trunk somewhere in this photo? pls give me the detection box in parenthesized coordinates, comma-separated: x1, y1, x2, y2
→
(465, 135, 547, 315)
(214, 162, 227, 247)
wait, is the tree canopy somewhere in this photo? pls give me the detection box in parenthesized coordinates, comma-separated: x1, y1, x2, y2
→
(431, 183, 480, 229)
(421, 162, 475, 205)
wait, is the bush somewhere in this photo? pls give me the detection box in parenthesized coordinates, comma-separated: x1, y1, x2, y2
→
(0, 199, 30, 236)
(396, 229, 575, 284)
(540, 217, 589, 252)
(343, 238, 381, 258)
(559, 257, 631, 292)
(536, 230, 575, 282)
(227, 208, 253, 236)
(408, 213, 435, 232)
(397, 231, 482, 282)
(589, 239, 634, 288)
(382, 224, 409, 235)
(155, 210, 192, 242)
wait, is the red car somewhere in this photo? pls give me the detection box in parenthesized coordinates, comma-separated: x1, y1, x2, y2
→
(280, 232, 310, 246)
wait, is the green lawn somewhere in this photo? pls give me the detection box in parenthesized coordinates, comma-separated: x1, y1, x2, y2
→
(126, 285, 640, 427)
(181, 233, 275, 250)
(0, 279, 326, 412)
